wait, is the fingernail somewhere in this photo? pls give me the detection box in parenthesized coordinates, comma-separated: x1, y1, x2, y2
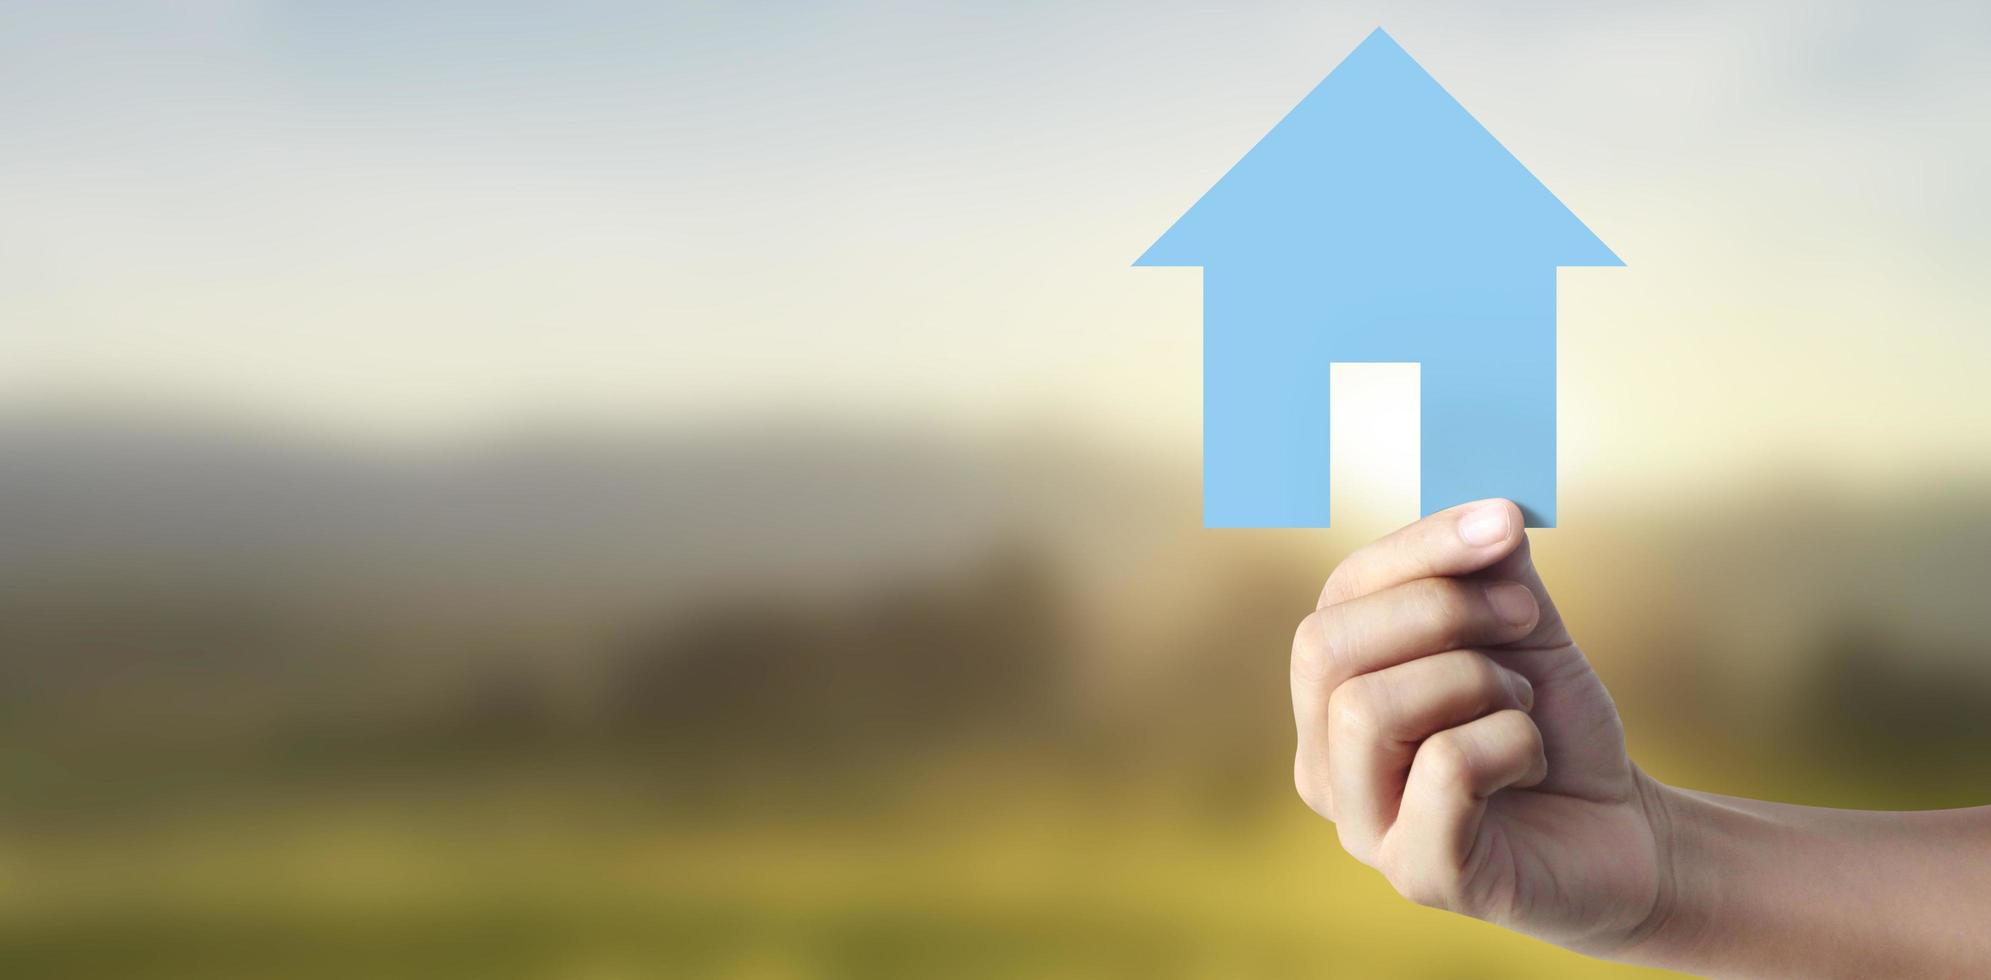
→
(1505, 669, 1535, 710)
(1486, 581, 1538, 628)
(1457, 502, 1511, 547)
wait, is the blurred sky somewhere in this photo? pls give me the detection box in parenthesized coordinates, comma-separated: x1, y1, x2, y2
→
(4, 0, 1991, 497)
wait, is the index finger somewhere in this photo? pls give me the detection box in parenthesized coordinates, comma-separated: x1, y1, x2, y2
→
(1318, 499, 1526, 609)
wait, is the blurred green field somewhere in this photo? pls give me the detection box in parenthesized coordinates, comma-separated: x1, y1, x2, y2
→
(3, 423, 1989, 979)
(1, 763, 1686, 980)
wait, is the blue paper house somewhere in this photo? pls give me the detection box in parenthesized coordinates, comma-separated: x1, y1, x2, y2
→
(1136, 29, 1619, 528)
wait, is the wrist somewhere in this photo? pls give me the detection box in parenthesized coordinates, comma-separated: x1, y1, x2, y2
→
(1609, 768, 1727, 972)
(1606, 771, 1991, 978)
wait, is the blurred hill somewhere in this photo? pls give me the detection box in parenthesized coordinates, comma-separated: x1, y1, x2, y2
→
(1, 411, 1988, 817)
(0, 412, 1306, 813)
(0, 412, 1166, 608)
(4, 412, 1991, 978)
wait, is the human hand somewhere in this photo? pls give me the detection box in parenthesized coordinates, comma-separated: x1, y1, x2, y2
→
(1291, 499, 1670, 956)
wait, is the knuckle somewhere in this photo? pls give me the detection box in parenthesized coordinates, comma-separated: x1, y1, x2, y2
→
(1456, 651, 1505, 699)
(1391, 866, 1462, 911)
(1419, 731, 1475, 787)
(1377, 844, 1459, 909)
(1335, 820, 1378, 868)
(1290, 612, 1334, 685)
(1491, 707, 1542, 746)
(1513, 706, 1542, 733)
(1413, 578, 1475, 636)
(1319, 559, 1365, 608)
(1294, 756, 1333, 818)
(1326, 678, 1379, 739)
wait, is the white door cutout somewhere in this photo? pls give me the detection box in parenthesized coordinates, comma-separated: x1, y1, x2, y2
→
(1329, 362, 1421, 535)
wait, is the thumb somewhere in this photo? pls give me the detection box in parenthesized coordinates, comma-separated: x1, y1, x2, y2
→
(1475, 532, 1572, 650)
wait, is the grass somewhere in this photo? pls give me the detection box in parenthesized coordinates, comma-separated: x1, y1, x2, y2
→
(0, 763, 1682, 980)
